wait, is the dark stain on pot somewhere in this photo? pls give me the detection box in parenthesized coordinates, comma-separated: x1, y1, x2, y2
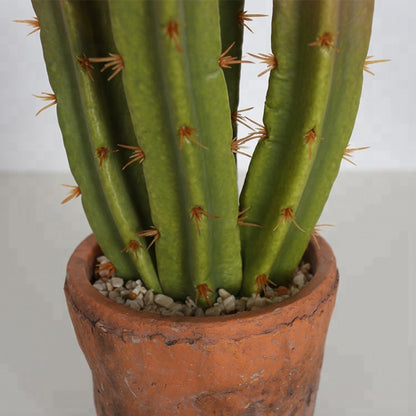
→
(123, 332, 203, 346)
(306, 385, 315, 406)
(95, 393, 121, 416)
(92, 331, 115, 358)
(306, 392, 313, 407)
(103, 386, 127, 416)
(241, 404, 257, 416)
(65, 287, 101, 331)
(289, 405, 299, 416)
(194, 388, 240, 405)
(241, 400, 265, 416)
(106, 407, 123, 416)
(96, 400, 106, 416)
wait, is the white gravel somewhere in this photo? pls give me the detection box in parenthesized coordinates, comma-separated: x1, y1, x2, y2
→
(93, 256, 313, 317)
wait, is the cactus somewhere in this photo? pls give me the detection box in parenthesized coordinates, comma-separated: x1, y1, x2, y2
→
(239, 0, 375, 294)
(26, 0, 374, 305)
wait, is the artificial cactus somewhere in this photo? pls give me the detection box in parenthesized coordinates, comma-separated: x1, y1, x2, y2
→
(239, 0, 375, 294)
(25, 0, 375, 305)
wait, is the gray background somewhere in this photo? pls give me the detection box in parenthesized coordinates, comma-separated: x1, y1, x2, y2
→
(1, 0, 415, 415)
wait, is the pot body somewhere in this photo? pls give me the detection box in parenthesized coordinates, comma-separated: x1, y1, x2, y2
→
(65, 234, 338, 416)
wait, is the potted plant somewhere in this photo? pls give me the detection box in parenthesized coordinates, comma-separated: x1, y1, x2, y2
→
(18, 0, 375, 414)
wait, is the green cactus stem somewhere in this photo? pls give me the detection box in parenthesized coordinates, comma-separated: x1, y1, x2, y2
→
(108, 0, 242, 302)
(32, 0, 161, 291)
(240, 0, 374, 295)
(219, 0, 245, 138)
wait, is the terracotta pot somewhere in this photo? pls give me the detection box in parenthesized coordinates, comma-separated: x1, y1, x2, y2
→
(65, 234, 338, 416)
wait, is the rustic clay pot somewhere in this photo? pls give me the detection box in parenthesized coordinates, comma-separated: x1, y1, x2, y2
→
(65, 234, 338, 416)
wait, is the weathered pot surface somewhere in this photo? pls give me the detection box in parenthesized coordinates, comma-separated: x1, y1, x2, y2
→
(65, 234, 338, 416)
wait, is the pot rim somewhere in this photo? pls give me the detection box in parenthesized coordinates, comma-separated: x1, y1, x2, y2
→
(65, 234, 338, 340)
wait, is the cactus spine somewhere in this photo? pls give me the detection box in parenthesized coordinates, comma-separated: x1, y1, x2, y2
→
(29, 0, 374, 303)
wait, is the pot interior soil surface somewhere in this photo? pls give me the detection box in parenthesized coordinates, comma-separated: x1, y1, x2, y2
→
(93, 254, 314, 317)
(65, 234, 339, 416)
